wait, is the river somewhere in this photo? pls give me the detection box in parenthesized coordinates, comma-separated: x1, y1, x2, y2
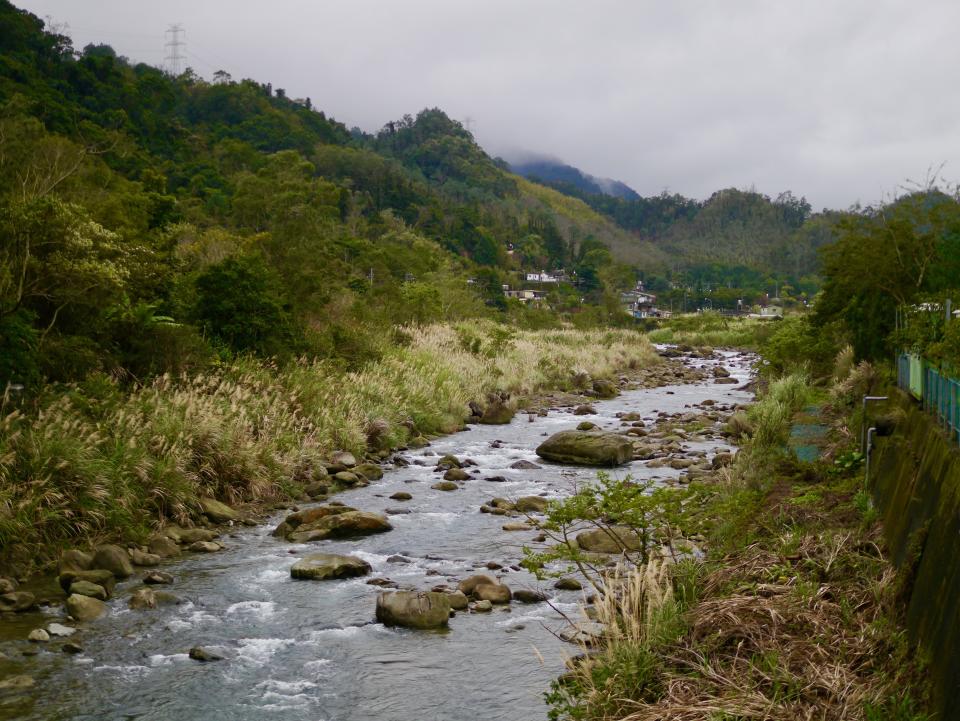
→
(0, 349, 753, 721)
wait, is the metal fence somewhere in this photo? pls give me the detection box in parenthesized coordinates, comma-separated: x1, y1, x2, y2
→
(898, 352, 960, 445)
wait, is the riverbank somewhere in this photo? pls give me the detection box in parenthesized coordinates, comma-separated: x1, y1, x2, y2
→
(0, 321, 665, 576)
(551, 365, 934, 720)
(0, 345, 751, 721)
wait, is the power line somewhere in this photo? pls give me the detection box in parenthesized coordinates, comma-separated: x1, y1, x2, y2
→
(164, 24, 186, 76)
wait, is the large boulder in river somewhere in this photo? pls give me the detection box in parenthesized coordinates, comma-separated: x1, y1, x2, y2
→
(273, 505, 355, 539)
(69, 581, 107, 601)
(59, 569, 115, 596)
(478, 392, 515, 425)
(536, 431, 634, 467)
(474, 583, 512, 604)
(92, 544, 134, 579)
(291, 553, 371, 580)
(576, 525, 643, 553)
(288, 511, 392, 543)
(354, 463, 383, 481)
(375, 591, 450, 629)
(66, 593, 106, 621)
(591, 379, 618, 399)
(515, 496, 549, 514)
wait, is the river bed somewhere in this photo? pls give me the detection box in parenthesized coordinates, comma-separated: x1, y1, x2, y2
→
(0, 350, 753, 721)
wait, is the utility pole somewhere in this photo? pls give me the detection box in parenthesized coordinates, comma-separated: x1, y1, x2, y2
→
(463, 116, 475, 135)
(165, 24, 186, 76)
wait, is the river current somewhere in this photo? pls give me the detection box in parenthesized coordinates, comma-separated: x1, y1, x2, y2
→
(2, 350, 753, 721)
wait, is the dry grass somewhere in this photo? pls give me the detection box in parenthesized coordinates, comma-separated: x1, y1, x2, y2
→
(599, 515, 925, 721)
(0, 321, 658, 567)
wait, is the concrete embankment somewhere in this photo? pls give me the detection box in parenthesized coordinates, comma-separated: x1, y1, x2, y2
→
(870, 392, 960, 718)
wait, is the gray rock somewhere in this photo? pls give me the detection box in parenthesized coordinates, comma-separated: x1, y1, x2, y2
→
(354, 463, 383, 481)
(0, 591, 35, 612)
(199, 497, 238, 523)
(389, 492, 412, 501)
(536, 431, 634, 466)
(333, 471, 363, 486)
(69, 580, 107, 601)
(576, 526, 642, 553)
(290, 553, 371, 580)
(329, 450, 357, 468)
(457, 574, 498, 596)
(509, 460, 541, 470)
(431, 481, 459, 491)
(288, 511, 392, 543)
(59, 569, 115, 596)
(554, 577, 583, 591)
(143, 571, 174, 585)
(446, 591, 469, 610)
(66, 593, 106, 621)
(147, 535, 181, 558)
(591, 379, 618, 399)
(375, 591, 450, 629)
(47, 623, 76, 637)
(188, 541, 223, 553)
(92, 544, 134, 579)
(443, 468, 470, 481)
(189, 646, 223, 662)
(515, 496, 548, 513)
(473, 600, 493, 612)
(27, 628, 49, 643)
(58, 550, 93, 575)
(474, 583, 512, 604)
(129, 588, 157, 609)
(573, 404, 597, 415)
(172, 528, 219, 544)
(130, 549, 162, 567)
(513, 589, 548, 603)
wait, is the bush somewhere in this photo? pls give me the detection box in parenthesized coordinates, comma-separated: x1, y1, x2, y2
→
(0, 309, 41, 391)
(193, 254, 303, 358)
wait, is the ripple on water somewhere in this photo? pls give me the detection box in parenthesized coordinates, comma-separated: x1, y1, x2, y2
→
(254, 568, 290, 584)
(235, 637, 298, 665)
(302, 659, 332, 674)
(148, 652, 190, 666)
(225, 600, 277, 618)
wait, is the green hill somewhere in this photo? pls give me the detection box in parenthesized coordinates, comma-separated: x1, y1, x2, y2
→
(0, 1, 668, 387)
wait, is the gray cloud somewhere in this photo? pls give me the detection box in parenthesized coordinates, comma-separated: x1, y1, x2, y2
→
(18, 0, 960, 209)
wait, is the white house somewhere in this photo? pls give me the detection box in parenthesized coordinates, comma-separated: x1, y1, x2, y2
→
(525, 271, 559, 283)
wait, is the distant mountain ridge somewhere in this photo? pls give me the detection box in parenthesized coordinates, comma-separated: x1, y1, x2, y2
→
(507, 157, 640, 200)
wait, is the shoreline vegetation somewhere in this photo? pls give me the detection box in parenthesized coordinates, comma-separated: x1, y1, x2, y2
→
(0, 321, 660, 574)
(544, 318, 933, 720)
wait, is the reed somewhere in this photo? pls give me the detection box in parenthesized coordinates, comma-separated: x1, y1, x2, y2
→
(0, 321, 658, 567)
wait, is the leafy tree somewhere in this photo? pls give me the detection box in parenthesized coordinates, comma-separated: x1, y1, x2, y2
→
(816, 191, 960, 359)
(192, 255, 300, 357)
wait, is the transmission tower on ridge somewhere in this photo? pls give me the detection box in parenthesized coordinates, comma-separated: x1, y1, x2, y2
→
(164, 24, 186, 75)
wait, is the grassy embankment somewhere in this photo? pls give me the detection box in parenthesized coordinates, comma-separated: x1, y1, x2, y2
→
(648, 313, 781, 349)
(550, 351, 931, 720)
(0, 321, 658, 572)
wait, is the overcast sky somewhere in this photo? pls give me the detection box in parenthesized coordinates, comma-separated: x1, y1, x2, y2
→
(18, 0, 960, 210)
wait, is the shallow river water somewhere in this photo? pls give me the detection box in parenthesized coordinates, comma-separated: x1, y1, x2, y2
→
(1, 350, 753, 721)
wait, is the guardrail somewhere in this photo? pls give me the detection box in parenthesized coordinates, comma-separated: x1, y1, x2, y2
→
(898, 353, 960, 444)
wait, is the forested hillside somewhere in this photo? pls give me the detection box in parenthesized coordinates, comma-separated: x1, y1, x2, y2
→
(524, 164, 836, 282)
(0, 2, 667, 389)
